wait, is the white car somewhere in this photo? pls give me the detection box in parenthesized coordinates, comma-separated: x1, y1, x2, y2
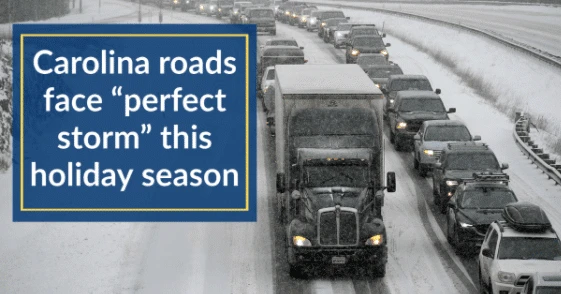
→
(298, 8, 317, 28)
(413, 120, 480, 177)
(260, 66, 275, 100)
(306, 10, 320, 32)
(478, 203, 561, 294)
(521, 272, 561, 294)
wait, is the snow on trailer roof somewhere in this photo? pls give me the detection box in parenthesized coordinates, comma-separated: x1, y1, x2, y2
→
(298, 148, 372, 162)
(275, 64, 382, 96)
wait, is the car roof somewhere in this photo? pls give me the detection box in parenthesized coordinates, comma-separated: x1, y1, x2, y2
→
(424, 120, 466, 127)
(389, 74, 429, 80)
(396, 90, 440, 99)
(494, 222, 559, 238)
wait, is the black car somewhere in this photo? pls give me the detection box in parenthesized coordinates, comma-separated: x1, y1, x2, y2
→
(365, 64, 404, 89)
(345, 36, 390, 63)
(446, 173, 517, 253)
(433, 142, 509, 213)
(388, 90, 455, 151)
(316, 10, 347, 38)
(381, 75, 440, 118)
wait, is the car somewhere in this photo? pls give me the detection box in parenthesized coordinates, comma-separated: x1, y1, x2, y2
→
(230, 1, 252, 23)
(282, 4, 307, 24)
(356, 53, 390, 71)
(243, 8, 276, 35)
(260, 66, 275, 101)
(258, 45, 306, 81)
(345, 36, 390, 64)
(478, 202, 561, 294)
(446, 172, 517, 254)
(332, 23, 353, 48)
(432, 142, 509, 213)
(388, 90, 455, 152)
(365, 64, 404, 89)
(381, 75, 440, 117)
(198, 0, 218, 15)
(413, 120, 481, 177)
(306, 10, 321, 32)
(316, 10, 347, 38)
(216, 0, 234, 18)
(322, 18, 348, 43)
(346, 25, 385, 43)
(262, 38, 301, 48)
(298, 7, 317, 28)
(288, 5, 307, 26)
(521, 272, 561, 294)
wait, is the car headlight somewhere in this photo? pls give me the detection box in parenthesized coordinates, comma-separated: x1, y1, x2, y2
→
(173, 0, 178, 4)
(497, 271, 516, 284)
(380, 50, 388, 55)
(459, 222, 473, 228)
(293, 236, 312, 247)
(200, 5, 203, 9)
(375, 84, 380, 88)
(285, 11, 290, 15)
(446, 180, 458, 186)
(396, 122, 407, 129)
(218, 8, 221, 12)
(423, 149, 434, 156)
(321, 22, 326, 27)
(263, 86, 270, 93)
(185, 0, 189, 3)
(351, 49, 360, 56)
(389, 99, 394, 104)
(365, 234, 383, 246)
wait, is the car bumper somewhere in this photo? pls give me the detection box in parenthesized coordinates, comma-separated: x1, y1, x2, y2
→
(490, 281, 523, 294)
(291, 246, 387, 265)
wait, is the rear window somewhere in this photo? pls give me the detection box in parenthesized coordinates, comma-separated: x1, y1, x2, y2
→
(353, 28, 378, 36)
(353, 37, 384, 47)
(424, 126, 471, 141)
(498, 237, 561, 260)
(399, 98, 445, 113)
(445, 153, 500, 170)
(459, 189, 517, 209)
(266, 69, 275, 80)
(326, 18, 347, 26)
(338, 23, 352, 30)
(267, 39, 298, 47)
(368, 67, 403, 78)
(263, 48, 304, 56)
(322, 11, 345, 19)
(290, 108, 378, 137)
(390, 79, 432, 91)
(249, 10, 273, 18)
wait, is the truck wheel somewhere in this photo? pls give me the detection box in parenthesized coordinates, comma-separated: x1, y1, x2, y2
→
(367, 264, 386, 278)
(418, 164, 428, 177)
(414, 156, 419, 170)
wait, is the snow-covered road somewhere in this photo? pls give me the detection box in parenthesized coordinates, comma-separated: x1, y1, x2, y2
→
(1, 1, 561, 293)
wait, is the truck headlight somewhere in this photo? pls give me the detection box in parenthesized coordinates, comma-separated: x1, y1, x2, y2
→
(365, 234, 383, 246)
(351, 49, 360, 56)
(497, 271, 516, 284)
(459, 222, 473, 228)
(380, 50, 388, 55)
(285, 11, 290, 15)
(173, 0, 178, 4)
(200, 5, 203, 9)
(423, 149, 434, 156)
(293, 236, 312, 247)
(321, 22, 327, 27)
(396, 122, 407, 129)
(234, 11, 238, 15)
(446, 180, 458, 186)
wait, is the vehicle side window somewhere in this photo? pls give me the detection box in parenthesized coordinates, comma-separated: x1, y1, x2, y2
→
(488, 230, 499, 255)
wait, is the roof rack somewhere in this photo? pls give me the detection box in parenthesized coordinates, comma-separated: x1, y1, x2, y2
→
(446, 142, 489, 151)
(466, 172, 510, 183)
(502, 202, 552, 232)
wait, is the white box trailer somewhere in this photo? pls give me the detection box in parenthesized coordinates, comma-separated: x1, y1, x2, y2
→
(274, 64, 388, 217)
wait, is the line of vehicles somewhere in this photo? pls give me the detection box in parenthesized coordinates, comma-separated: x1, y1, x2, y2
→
(179, 1, 561, 292)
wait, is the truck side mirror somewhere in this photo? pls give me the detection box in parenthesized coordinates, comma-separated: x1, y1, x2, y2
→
(435, 88, 441, 94)
(386, 172, 396, 192)
(447, 108, 456, 113)
(381, 88, 388, 94)
(501, 163, 509, 170)
(473, 135, 481, 141)
(303, 59, 308, 63)
(385, 43, 391, 47)
(414, 134, 421, 141)
(481, 248, 494, 259)
(276, 173, 286, 193)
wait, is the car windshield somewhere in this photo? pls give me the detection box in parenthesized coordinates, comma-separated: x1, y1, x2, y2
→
(266, 69, 275, 80)
(354, 37, 384, 47)
(368, 67, 404, 78)
(323, 11, 345, 19)
(424, 126, 472, 141)
(326, 18, 347, 26)
(354, 28, 378, 36)
(303, 165, 370, 187)
(445, 153, 500, 170)
(537, 287, 561, 294)
(357, 55, 387, 67)
(268, 40, 298, 46)
(250, 10, 273, 17)
(391, 79, 432, 91)
(399, 98, 445, 113)
(459, 189, 517, 209)
(263, 48, 303, 56)
(498, 237, 561, 260)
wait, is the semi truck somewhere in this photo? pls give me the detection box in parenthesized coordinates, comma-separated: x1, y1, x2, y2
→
(273, 64, 396, 277)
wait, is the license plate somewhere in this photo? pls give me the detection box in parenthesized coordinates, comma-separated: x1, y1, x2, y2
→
(331, 256, 346, 264)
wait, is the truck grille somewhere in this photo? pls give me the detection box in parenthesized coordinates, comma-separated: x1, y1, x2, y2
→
(515, 275, 531, 287)
(318, 208, 359, 246)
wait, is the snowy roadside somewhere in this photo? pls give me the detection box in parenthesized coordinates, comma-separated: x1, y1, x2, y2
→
(317, 4, 561, 160)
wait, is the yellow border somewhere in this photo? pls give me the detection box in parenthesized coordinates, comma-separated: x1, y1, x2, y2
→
(20, 33, 250, 212)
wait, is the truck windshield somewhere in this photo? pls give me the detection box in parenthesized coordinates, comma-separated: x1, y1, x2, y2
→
(266, 69, 275, 80)
(250, 10, 274, 18)
(498, 237, 561, 260)
(290, 108, 378, 137)
(391, 79, 432, 91)
(459, 189, 517, 209)
(424, 126, 471, 141)
(445, 153, 500, 170)
(304, 165, 369, 187)
(399, 98, 445, 113)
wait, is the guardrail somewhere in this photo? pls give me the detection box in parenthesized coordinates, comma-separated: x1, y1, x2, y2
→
(513, 112, 561, 185)
(308, 1, 561, 69)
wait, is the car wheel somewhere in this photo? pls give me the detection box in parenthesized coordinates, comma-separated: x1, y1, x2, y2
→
(367, 264, 386, 278)
(419, 164, 428, 177)
(446, 214, 454, 245)
(479, 270, 486, 294)
(289, 264, 308, 279)
(414, 155, 419, 170)
(453, 226, 466, 254)
(439, 192, 448, 214)
(390, 130, 395, 144)
(433, 180, 441, 204)
(277, 192, 286, 224)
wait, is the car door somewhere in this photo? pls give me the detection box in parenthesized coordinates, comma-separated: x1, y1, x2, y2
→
(480, 229, 499, 283)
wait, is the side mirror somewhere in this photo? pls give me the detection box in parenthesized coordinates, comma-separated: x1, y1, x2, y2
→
(382, 33, 386, 37)
(276, 173, 286, 193)
(414, 134, 421, 141)
(447, 108, 456, 113)
(385, 43, 391, 47)
(299, 46, 304, 49)
(291, 190, 301, 200)
(473, 135, 481, 141)
(501, 163, 509, 170)
(381, 88, 388, 94)
(346, 16, 350, 20)
(386, 172, 396, 192)
(481, 248, 494, 259)
(435, 88, 441, 94)
(303, 59, 308, 63)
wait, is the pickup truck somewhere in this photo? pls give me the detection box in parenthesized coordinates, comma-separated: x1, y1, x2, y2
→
(243, 8, 276, 35)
